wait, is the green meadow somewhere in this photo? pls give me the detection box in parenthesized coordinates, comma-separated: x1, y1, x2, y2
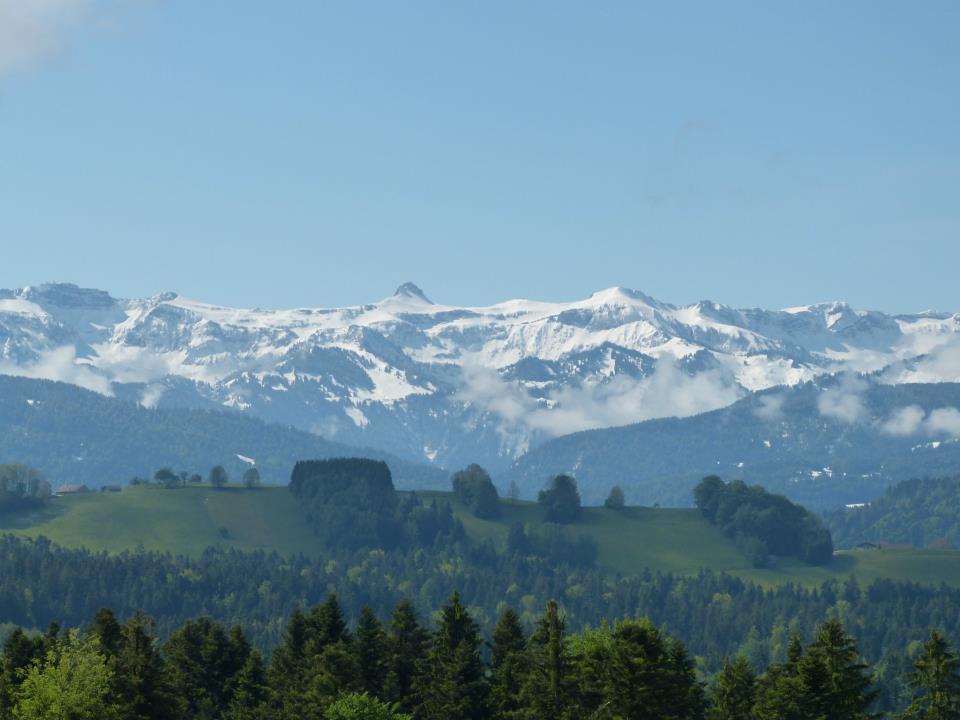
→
(4, 485, 959, 589)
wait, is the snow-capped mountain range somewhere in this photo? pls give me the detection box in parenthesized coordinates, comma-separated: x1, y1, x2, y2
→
(1, 282, 958, 472)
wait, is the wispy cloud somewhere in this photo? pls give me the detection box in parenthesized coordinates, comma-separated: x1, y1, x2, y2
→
(880, 405, 925, 436)
(881, 336, 960, 385)
(458, 357, 742, 439)
(753, 393, 785, 422)
(0, 345, 113, 395)
(881, 404, 960, 437)
(925, 407, 960, 436)
(817, 373, 868, 423)
(139, 382, 165, 408)
(0, 0, 95, 77)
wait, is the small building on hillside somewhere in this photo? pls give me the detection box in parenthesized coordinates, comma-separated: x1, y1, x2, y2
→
(57, 484, 90, 495)
(101, 485, 123, 493)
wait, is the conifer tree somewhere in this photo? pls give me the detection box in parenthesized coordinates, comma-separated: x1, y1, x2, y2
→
(304, 640, 361, 716)
(709, 656, 756, 720)
(490, 607, 527, 719)
(383, 600, 429, 713)
(519, 600, 576, 720)
(354, 607, 387, 696)
(603, 619, 705, 720)
(900, 630, 960, 720)
(804, 619, 878, 720)
(115, 613, 176, 720)
(417, 592, 488, 720)
(162, 617, 251, 719)
(305, 593, 350, 656)
(89, 608, 123, 659)
(268, 608, 310, 720)
(226, 650, 268, 720)
(786, 633, 804, 673)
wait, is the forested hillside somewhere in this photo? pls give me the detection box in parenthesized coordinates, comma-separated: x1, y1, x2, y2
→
(505, 380, 960, 509)
(0, 376, 445, 490)
(827, 475, 960, 549)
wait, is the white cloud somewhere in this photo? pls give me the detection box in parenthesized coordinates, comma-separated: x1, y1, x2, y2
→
(817, 373, 868, 424)
(882, 337, 960, 385)
(458, 358, 742, 438)
(139, 383, 165, 408)
(880, 405, 925, 436)
(0, 0, 92, 77)
(0, 345, 113, 395)
(925, 407, 960, 436)
(753, 393, 785, 421)
(914, 340, 960, 383)
(880, 404, 960, 437)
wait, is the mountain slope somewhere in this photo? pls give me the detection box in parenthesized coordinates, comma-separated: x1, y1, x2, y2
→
(503, 379, 960, 509)
(0, 375, 446, 490)
(1, 282, 958, 472)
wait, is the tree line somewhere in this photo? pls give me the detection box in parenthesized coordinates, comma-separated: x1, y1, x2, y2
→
(138, 466, 262, 490)
(0, 465, 50, 513)
(3, 594, 960, 720)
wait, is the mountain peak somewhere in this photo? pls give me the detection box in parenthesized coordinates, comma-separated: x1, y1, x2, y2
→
(393, 282, 433, 304)
(587, 286, 662, 308)
(20, 283, 116, 308)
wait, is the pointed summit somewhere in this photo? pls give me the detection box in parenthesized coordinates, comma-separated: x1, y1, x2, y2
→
(393, 282, 433, 304)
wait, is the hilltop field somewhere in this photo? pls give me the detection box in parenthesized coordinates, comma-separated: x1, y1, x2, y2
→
(3, 484, 958, 589)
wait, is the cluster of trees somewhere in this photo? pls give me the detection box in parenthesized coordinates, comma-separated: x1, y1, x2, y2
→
(3, 596, 960, 719)
(710, 623, 960, 720)
(827, 476, 960, 549)
(537, 475, 581, 524)
(0, 465, 50, 513)
(139, 466, 262, 490)
(695, 476, 834, 566)
(505, 523, 598, 568)
(451, 465, 500, 520)
(289, 459, 463, 550)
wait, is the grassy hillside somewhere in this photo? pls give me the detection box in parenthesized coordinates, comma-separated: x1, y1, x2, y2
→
(428, 493, 960, 588)
(2, 485, 324, 558)
(5, 485, 960, 588)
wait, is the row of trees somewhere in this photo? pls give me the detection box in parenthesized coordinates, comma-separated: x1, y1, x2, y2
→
(695, 476, 835, 566)
(137, 466, 261, 490)
(3, 595, 959, 720)
(0, 465, 50, 513)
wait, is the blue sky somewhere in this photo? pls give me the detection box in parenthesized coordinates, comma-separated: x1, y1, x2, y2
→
(0, 1, 957, 312)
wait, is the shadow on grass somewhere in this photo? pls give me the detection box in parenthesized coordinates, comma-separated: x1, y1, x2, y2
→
(0, 502, 68, 530)
(827, 553, 858, 573)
